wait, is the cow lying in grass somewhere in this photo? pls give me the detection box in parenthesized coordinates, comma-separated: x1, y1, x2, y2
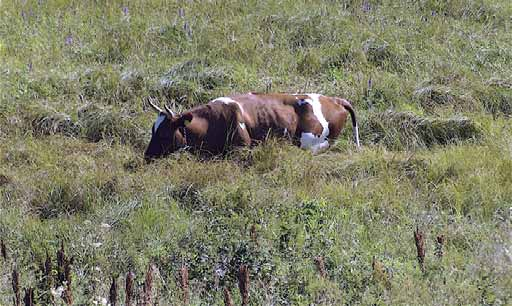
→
(144, 93, 360, 162)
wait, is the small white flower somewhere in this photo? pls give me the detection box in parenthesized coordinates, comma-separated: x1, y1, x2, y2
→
(93, 297, 108, 306)
(51, 286, 65, 298)
(100, 223, 111, 229)
(92, 242, 102, 248)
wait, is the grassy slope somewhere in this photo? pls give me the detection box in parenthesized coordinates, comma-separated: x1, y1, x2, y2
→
(1, 0, 511, 304)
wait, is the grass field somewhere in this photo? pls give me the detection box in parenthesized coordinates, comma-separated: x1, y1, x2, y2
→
(1, 0, 511, 305)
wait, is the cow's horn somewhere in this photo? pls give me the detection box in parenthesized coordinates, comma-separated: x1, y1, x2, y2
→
(147, 97, 163, 113)
(164, 104, 175, 117)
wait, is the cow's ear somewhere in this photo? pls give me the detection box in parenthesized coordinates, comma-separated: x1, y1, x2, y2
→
(176, 113, 193, 127)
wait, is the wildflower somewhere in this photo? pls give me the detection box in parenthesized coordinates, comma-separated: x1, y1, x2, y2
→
(362, 0, 371, 12)
(92, 242, 102, 248)
(65, 34, 73, 46)
(50, 286, 65, 299)
(92, 297, 108, 305)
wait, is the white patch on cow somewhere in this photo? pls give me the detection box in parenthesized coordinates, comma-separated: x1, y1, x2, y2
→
(300, 133, 330, 154)
(213, 96, 247, 128)
(213, 97, 238, 104)
(154, 113, 166, 132)
(212, 97, 245, 115)
(296, 94, 330, 153)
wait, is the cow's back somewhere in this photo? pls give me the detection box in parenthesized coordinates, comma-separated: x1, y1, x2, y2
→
(204, 93, 352, 152)
(228, 93, 300, 141)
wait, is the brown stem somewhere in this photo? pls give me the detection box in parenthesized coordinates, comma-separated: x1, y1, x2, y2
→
(238, 265, 249, 306)
(12, 268, 21, 306)
(180, 265, 189, 305)
(314, 256, 327, 278)
(23, 288, 35, 306)
(109, 276, 118, 306)
(125, 271, 135, 306)
(223, 287, 234, 306)
(414, 226, 426, 273)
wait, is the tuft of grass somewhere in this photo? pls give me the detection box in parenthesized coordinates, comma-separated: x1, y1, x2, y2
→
(363, 111, 481, 150)
(78, 104, 146, 148)
(156, 58, 234, 107)
(24, 105, 78, 137)
(363, 38, 407, 72)
(30, 177, 90, 219)
(1, 0, 512, 304)
(478, 78, 512, 117)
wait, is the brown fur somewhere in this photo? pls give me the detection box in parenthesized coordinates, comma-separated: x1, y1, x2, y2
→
(144, 93, 358, 160)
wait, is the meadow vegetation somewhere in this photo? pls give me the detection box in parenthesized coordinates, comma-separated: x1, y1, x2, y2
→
(0, 0, 511, 304)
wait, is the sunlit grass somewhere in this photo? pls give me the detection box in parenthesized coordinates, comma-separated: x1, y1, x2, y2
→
(1, 0, 511, 304)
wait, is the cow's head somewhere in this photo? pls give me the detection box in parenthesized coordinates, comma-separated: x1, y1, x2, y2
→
(144, 98, 192, 162)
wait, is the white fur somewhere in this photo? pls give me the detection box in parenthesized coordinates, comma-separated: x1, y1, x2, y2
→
(296, 94, 330, 153)
(354, 125, 360, 147)
(300, 132, 330, 154)
(213, 97, 247, 128)
(154, 113, 166, 132)
(213, 97, 245, 115)
(213, 97, 238, 104)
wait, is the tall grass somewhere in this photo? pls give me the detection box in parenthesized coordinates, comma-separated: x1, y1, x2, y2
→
(1, 0, 511, 304)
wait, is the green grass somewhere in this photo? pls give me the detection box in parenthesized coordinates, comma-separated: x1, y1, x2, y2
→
(1, 0, 511, 305)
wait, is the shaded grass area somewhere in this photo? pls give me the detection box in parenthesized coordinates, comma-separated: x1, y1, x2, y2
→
(1, 0, 512, 304)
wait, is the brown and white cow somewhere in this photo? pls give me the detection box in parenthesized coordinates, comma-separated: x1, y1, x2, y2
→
(144, 93, 360, 161)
